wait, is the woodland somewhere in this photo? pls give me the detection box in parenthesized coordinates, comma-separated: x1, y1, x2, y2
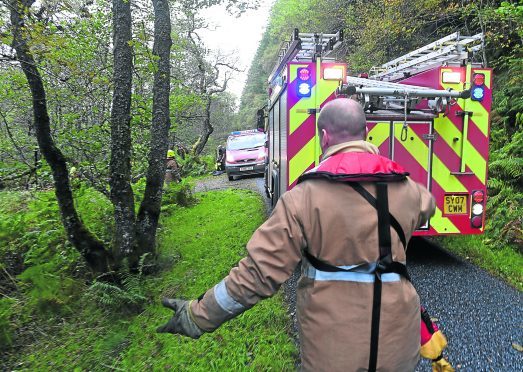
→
(0, 0, 522, 369)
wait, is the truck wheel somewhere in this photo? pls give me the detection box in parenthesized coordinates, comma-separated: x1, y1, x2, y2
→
(228, 175, 234, 181)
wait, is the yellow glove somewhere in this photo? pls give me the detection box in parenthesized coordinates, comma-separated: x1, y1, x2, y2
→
(432, 356, 454, 372)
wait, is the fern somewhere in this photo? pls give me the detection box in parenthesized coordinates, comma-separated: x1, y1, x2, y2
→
(489, 157, 523, 180)
(86, 254, 149, 310)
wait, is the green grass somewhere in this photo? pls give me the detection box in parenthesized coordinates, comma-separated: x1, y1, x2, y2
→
(438, 234, 523, 291)
(2, 189, 297, 370)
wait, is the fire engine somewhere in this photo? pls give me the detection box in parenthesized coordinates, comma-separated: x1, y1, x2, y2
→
(261, 29, 492, 236)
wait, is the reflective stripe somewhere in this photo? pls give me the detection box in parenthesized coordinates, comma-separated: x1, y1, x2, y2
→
(214, 280, 245, 315)
(304, 262, 403, 283)
(314, 271, 401, 283)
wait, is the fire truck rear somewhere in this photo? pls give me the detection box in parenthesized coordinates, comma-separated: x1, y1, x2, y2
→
(262, 29, 492, 236)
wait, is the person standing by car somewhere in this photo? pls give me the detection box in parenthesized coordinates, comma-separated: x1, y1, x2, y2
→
(215, 145, 226, 171)
(157, 98, 435, 371)
(165, 149, 181, 184)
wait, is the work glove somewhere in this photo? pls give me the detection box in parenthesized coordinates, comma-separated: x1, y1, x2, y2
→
(432, 356, 454, 372)
(156, 298, 204, 339)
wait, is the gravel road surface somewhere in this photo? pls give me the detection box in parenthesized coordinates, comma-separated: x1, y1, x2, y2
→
(195, 173, 523, 371)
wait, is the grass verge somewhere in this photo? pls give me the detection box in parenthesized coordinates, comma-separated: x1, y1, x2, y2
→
(3, 188, 297, 370)
(437, 234, 522, 291)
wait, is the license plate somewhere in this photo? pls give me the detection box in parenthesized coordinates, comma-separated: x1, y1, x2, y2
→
(443, 194, 468, 215)
(240, 166, 254, 171)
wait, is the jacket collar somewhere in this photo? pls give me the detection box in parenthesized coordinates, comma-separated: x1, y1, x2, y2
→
(322, 140, 380, 161)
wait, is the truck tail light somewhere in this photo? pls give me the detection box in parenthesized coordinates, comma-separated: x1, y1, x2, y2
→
(471, 216, 483, 228)
(472, 190, 484, 203)
(470, 190, 485, 228)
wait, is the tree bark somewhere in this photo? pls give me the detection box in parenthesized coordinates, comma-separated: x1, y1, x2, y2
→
(136, 0, 172, 256)
(109, 0, 137, 263)
(192, 96, 213, 155)
(9, 0, 111, 273)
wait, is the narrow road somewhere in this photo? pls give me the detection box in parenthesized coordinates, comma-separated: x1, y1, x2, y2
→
(195, 174, 523, 371)
(408, 238, 522, 371)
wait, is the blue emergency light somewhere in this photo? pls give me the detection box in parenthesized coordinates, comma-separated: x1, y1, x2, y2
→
(297, 67, 312, 98)
(471, 73, 485, 102)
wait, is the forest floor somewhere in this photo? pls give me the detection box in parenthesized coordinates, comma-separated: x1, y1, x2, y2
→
(0, 184, 298, 370)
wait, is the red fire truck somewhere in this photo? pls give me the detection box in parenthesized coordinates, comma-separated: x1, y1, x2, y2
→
(262, 29, 492, 236)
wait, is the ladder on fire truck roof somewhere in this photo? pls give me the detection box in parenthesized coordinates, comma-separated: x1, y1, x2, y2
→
(369, 32, 484, 82)
(268, 28, 344, 83)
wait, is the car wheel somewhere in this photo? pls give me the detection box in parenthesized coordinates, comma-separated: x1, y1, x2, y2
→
(228, 175, 234, 181)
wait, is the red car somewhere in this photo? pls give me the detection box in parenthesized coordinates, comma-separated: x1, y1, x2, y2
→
(225, 130, 267, 181)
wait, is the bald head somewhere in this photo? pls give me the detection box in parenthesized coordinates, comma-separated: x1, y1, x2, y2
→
(317, 98, 367, 149)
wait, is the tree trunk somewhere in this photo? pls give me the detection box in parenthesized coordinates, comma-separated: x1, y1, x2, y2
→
(192, 96, 214, 155)
(109, 0, 137, 264)
(9, 0, 111, 273)
(135, 0, 172, 256)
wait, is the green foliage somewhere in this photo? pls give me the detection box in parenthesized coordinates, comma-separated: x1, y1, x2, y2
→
(4, 189, 296, 370)
(178, 154, 213, 177)
(0, 297, 17, 349)
(86, 255, 150, 311)
(162, 178, 198, 208)
(0, 187, 113, 352)
(17, 263, 79, 316)
(116, 189, 296, 370)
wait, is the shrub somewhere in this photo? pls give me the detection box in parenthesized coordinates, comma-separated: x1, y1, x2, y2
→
(162, 178, 197, 208)
(86, 255, 150, 313)
(0, 297, 16, 349)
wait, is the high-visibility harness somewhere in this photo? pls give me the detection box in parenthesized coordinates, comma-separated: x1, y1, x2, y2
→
(298, 151, 452, 371)
(302, 180, 409, 372)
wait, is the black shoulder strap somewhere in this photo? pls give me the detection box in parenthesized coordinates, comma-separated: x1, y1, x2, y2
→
(367, 182, 388, 372)
(348, 182, 407, 250)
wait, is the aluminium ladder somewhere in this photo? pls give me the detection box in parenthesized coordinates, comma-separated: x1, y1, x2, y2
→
(369, 32, 484, 82)
(268, 28, 344, 83)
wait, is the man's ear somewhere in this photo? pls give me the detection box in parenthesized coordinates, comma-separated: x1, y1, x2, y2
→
(321, 129, 329, 150)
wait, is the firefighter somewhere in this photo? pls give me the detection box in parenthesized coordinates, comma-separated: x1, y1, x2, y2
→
(157, 98, 436, 371)
(215, 145, 226, 171)
(165, 149, 181, 183)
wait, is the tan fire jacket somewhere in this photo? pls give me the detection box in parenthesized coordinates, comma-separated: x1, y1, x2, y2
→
(165, 158, 181, 183)
(191, 140, 435, 371)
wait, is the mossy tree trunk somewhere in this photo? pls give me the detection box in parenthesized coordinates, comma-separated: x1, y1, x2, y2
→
(9, 0, 112, 273)
(136, 0, 172, 256)
(109, 0, 137, 264)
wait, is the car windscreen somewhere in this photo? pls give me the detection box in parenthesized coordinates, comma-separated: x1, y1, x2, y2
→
(227, 134, 265, 151)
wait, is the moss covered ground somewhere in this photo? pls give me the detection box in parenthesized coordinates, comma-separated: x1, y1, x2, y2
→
(0, 188, 297, 370)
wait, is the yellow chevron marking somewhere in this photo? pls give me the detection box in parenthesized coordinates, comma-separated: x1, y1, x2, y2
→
(289, 64, 315, 135)
(434, 116, 462, 155)
(466, 101, 489, 137)
(289, 104, 312, 134)
(393, 124, 467, 192)
(435, 117, 487, 184)
(367, 123, 390, 150)
(430, 206, 461, 233)
(289, 137, 316, 185)
(393, 123, 462, 234)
